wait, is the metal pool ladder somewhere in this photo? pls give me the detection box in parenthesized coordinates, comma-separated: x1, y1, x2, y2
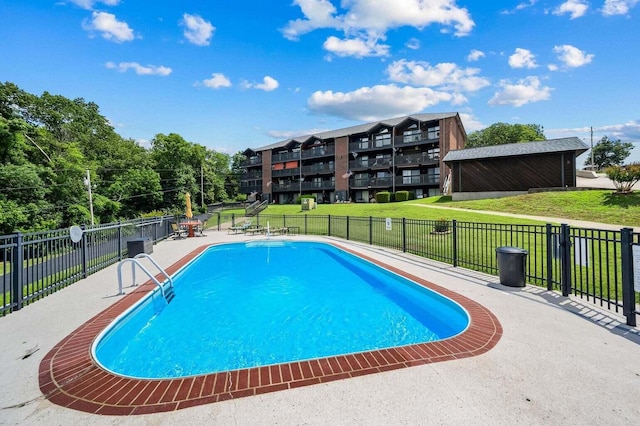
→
(117, 253, 175, 303)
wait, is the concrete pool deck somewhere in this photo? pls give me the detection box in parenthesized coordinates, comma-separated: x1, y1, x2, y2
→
(1, 231, 639, 425)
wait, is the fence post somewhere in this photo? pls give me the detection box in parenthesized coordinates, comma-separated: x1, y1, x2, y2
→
(346, 216, 350, 240)
(231, 213, 235, 228)
(11, 232, 24, 311)
(620, 228, 637, 327)
(560, 224, 572, 297)
(545, 224, 553, 291)
(452, 220, 458, 267)
(117, 222, 122, 261)
(304, 215, 307, 235)
(328, 215, 331, 237)
(402, 218, 406, 253)
(81, 230, 88, 279)
(369, 216, 373, 245)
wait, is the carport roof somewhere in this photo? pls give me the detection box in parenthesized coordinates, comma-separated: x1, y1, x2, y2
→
(442, 137, 589, 162)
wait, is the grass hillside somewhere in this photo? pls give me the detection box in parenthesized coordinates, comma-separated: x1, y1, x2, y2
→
(254, 190, 640, 228)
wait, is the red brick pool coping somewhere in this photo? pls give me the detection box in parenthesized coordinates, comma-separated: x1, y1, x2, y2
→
(39, 242, 502, 416)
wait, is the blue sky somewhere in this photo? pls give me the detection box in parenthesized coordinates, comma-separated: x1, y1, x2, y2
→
(1, 0, 639, 164)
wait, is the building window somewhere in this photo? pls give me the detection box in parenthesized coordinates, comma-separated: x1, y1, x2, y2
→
(427, 126, 440, 140)
(403, 128, 422, 143)
(374, 130, 391, 147)
(402, 169, 419, 184)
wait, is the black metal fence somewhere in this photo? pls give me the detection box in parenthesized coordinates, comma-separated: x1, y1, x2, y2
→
(215, 213, 640, 326)
(3, 213, 639, 327)
(1, 216, 174, 316)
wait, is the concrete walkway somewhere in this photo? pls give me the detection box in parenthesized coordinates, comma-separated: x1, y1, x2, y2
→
(1, 232, 639, 425)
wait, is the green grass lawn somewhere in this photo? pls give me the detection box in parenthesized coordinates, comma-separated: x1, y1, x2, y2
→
(246, 190, 639, 228)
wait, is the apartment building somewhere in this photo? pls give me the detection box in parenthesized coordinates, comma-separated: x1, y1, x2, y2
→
(239, 113, 467, 204)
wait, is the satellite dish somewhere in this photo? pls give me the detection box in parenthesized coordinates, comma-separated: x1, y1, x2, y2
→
(69, 225, 83, 243)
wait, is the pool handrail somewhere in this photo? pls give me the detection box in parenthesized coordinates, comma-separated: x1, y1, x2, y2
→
(116, 254, 174, 301)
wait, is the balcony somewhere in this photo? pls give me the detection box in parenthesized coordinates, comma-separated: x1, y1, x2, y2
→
(349, 156, 392, 171)
(394, 134, 439, 148)
(241, 157, 262, 167)
(395, 174, 440, 186)
(302, 146, 335, 159)
(239, 184, 262, 193)
(302, 163, 334, 175)
(350, 177, 392, 189)
(241, 171, 263, 179)
(272, 151, 300, 163)
(272, 167, 300, 178)
(272, 182, 301, 192)
(394, 152, 439, 167)
(348, 140, 392, 153)
(301, 180, 335, 191)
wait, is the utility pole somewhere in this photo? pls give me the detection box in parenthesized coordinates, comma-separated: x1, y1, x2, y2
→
(84, 169, 95, 226)
(590, 126, 595, 170)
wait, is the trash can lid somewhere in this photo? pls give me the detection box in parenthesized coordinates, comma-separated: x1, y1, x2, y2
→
(496, 246, 528, 254)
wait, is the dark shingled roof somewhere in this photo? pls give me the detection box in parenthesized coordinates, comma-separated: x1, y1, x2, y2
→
(253, 112, 459, 152)
(442, 137, 589, 162)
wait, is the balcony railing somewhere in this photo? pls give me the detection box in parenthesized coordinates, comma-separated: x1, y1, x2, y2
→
(241, 157, 262, 167)
(302, 146, 335, 159)
(350, 177, 392, 188)
(272, 182, 301, 192)
(301, 181, 335, 191)
(272, 167, 300, 177)
(272, 151, 300, 163)
(302, 164, 335, 175)
(348, 140, 392, 152)
(395, 174, 440, 186)
(349, 156, 392, 170)
(239, 184, 262, 193)
(241, 171, 263, 179)
(394, 152, 439, 167)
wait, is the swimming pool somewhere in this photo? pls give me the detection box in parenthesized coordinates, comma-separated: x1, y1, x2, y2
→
(93, 241, 469, 379)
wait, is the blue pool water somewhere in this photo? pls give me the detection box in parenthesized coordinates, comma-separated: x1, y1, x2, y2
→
(93, 241, 469, 379)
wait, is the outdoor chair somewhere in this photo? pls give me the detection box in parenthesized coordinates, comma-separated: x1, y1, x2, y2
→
(171, 223, 188, 239)
(228, 220, 253, 234)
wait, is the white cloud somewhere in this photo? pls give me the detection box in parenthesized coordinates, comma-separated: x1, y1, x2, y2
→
(459, 113, 486, 133)
(602, 0, 640, 16)
(323, 34, 390, 58)
(82, 11, 134, 43)
(406, 38, 420, 50)
(501, 0, 538, 14)
(182, 13, 215, 46)
(282, 0, 475, 49)
(68, 0, 120, 9)
(553, 0, 589, 19)
(244, 76, 279, 92)
(553, 44, 594, 67)
(508, 48, 538, 69)
(488, 76, 552, 107)
(467, 49, 485, 62)
(386, 59, 490, 93)
(202, 73, 232, 89)
(307, 84, 454, 121)
(105, 62, 171, 76)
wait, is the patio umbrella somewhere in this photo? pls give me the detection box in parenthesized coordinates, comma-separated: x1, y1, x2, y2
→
(185, 192, 193, 219)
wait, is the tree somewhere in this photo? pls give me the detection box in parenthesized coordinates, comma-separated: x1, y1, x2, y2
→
(605, 163, 640, 194)
(466, 123, 545, 148)
(584, 136, 634, 170)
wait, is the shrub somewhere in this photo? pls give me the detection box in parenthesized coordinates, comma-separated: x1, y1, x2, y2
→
(433, 218, 450, 233)
(395, 191, 410, 202)
(605, 163, 640, 194)
(376, 192, 391, 203)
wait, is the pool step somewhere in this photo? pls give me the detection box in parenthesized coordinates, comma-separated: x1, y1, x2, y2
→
(165, 287, 175, 303)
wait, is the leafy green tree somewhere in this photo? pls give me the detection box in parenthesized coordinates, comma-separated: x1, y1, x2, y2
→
(151, 133, 200, 209)
(466, 123, 545, 148)
(605, 163, 640, 194)
(584, 136, 634, 170)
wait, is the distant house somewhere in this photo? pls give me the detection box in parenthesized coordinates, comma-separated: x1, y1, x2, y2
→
(442, 137, 589, 201)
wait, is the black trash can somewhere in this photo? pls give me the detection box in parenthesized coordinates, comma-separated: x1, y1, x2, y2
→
(127, 238, 153, 258)
(495, 246, 528, 287)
